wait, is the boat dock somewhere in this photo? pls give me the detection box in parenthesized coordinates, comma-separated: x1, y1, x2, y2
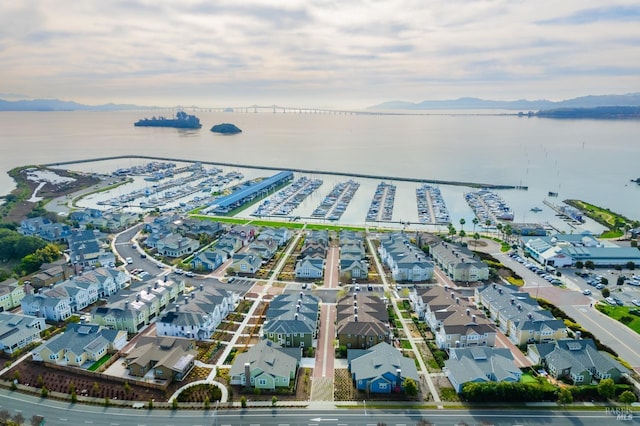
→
(251, 177, 322, 217)
(542, 200, 583, 226)
(311, 180, 360, 221)
(366, 181, 396, 222)
(416, 184, 450, 224)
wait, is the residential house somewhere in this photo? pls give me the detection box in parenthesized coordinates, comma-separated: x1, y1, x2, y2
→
(378, 233, 433, 282)
(156, 284, 238, 340)
(348, 341, 420, 394)
(528, 339, 628, 384)
(125, 336, 197, 382)
(91, 277, 184, 333)
(263, 292, 320, 349)
(230, 253, 262, 275)
(19, 217, 52, 237)
(299, 242, 327, 259)
(32, 323, 127, 367)
(430, 241, 489, 283)
(338, 231, 368, 281)
(0, 279, 26, 312)
(257, 227, 290, 247)
(21, 293, 72, 321)
(191, 249, 229, 272)
(229, 339, 301, 390)
(247, 238, 278, 262)
(29, 264, 70, 289)
(0, 312, 46, 355)
(475, 283, 567, 345)
(336, 293, 390, 349)
(295, 256, 324, 279)
(417, 286, 496, 350)
(155, 233, 200, 257)
(444, 347, 521, 392)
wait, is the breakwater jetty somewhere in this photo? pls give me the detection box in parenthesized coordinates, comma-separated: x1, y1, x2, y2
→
(42, 155, 527, 190)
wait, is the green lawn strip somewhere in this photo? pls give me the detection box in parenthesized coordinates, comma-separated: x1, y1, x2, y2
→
(88, 354, 112, 371)
(400, 339, 412, 350)
(565, 199, 637, 234)
(520, 372, 537, 384)
(596, 303, 640, 334)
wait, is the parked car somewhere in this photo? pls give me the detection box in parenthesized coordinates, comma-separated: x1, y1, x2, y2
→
(582, 289, 592, 295)
(596, 283, 606, 290)
(174, 268, 184, 275)
(632, 299, 640, 307)
(185, 271, 195, 277)
(125, 257, 133, 264)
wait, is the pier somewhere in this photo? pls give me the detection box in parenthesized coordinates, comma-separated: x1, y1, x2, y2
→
(43, 155, 527, 190)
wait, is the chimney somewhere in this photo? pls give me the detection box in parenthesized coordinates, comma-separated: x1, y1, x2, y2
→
(164, 274, 167, 282)
(184, 296, 189, 305)
(517, 304, 522, 311)
(471, 314, 476, 323)
(299, 291, 304, 299)
(200, 284, 204, 292)
(175, 304, 180, 312)
(296, 305, 300, 312)
(466, 308, 470, 316)
(492, 283, 497, 289)
(396, 368, 402, 384)
(456, 297, 460, 304)
(136, 294, 140, 302)
(576, 330, 582, 339)
(154, 281, 159, 289)
(244, 363, 251, 389)
(191, 292, 195, 299)
(294, 313, 298, 320)
(444, 285, 449, 291)
(510, 298, 515, 305)
(354, 314, 358, 322)
(124, 301, 129, 310)
(451, 292, 455, 299)
(147, 285, 152, 294)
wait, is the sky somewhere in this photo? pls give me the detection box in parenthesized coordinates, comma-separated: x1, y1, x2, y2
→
(1, 0, 640, 109)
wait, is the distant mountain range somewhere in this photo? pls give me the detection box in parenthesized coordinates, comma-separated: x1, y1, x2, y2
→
(368, 93, 640, 111)
(0, 98, 143, 111)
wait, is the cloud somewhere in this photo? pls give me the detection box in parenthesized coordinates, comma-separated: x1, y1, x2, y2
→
(0, 1, 638, 107)
(537, 5, 640, 25)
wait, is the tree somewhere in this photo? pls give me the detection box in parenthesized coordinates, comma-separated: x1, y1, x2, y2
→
(271, 395, 278, 406)
(627, 261, 636, 270)
(473, 232, 480, 246)
(241, 396, 247, 408)
(459, 218, 466, 234)
(557, 387, 573, 406)
(172, 398, 179, 410)
(597, 378, 616, 400)
(459, 229, 466, 242)
(619, 390, 637, 405)
(41, 386, 49, 397)
(575, 261, 584, 269)
(617, 276, 626, 286)
(602, 288, 611, 298)
(472, 217, 479, 234)
(585, 260, 595, 270)
(204, 396, 210, 410)
(123, 381, 131, 395)
(404, 378, 418, 397)
(13, 413, 25, 426)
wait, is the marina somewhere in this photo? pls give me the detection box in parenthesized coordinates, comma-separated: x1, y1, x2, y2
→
(464, 189, 515, 225)
(543, 200, 585, 225)
(416, 184, 451, 224)
(365, 181, 396, 222)
(251, 176, 322, 217)
(311, 179, 360, 221)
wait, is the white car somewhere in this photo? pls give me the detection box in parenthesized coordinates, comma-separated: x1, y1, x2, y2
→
(632, 299, 640, 307)
(125, 257, 133, 264)
(582, 289, 592, 295)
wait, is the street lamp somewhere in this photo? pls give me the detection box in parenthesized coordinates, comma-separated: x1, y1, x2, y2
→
(363, 399, 367, 416)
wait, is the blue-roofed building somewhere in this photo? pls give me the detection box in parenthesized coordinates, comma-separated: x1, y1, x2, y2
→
(205, 171, 293, 214)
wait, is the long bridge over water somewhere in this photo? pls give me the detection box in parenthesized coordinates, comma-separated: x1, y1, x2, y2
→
(139, 105, 518, 116)
(43, 155, 528, 190)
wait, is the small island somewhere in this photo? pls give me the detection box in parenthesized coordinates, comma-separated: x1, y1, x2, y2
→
(210, 123, 242, 134)
(134, 111, 202, 129)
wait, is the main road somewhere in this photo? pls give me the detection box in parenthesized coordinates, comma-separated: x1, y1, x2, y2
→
(0, 387, 632, 426)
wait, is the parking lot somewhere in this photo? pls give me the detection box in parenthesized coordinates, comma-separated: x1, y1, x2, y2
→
(507, 250, 640, 307)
